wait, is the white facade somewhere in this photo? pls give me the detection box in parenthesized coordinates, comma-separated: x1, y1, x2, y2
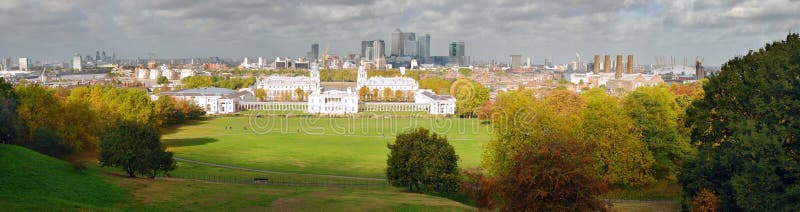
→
(414, 90, 456, 115)
(149, 69, 161, 80)
(356, 66, 419, 93)
(179, 69, 195, 79)
(256, 65, 320, 100)
(307, 89, 359, 114)
(154, 87, 255, 114)
(136, 68, 149, 79)
(72, 54, 82, 72)
(18, 58, 30, 71)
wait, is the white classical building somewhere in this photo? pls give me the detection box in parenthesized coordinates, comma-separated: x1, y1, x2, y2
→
(256, 65, 320, 100)
(153, 87, 255, 114)
(307, 88, 359, 114)
(356, 66, 418, 92)
(415, 90, 456, 115)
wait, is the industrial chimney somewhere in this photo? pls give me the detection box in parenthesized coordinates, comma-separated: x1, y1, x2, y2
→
(615, 55, 623, 79)
(593, 55, 600, 74)
(604, 55, 610, 73)
(627, 55, 633, 74)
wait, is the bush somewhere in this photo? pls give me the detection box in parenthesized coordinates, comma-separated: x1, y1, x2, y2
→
(386, 127, 460, 193)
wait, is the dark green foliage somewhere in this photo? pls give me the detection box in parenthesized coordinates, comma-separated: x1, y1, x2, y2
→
(99, 121, 176, 178)
(0, 78, 17, 144)
(387, 127, 460, 194)
(25, 127, 73, 158)
(156, 76, 168, 85)
(681, 33, 800, 210)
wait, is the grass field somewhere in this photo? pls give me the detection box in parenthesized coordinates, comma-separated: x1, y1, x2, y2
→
(0, 144, 475, 211)
(162, 116, 492, 178)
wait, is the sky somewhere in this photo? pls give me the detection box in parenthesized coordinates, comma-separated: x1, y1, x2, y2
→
(1, 0, 799, 66)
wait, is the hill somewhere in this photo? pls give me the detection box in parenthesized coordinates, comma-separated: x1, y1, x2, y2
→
(0, 144, 125, 210)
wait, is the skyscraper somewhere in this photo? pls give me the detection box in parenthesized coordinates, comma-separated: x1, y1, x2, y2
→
(72, 53, 82, 72)
(18, 57, 30, 71)
(390, 29, 416, 57)
(95, 51, 100, 61)
(2, 58, 10, 71)
(311, 43, 319, 61)
(449, 42, 465, 57)
(510, 55, 522, 68)
(418, 34, 431, 58)
(371, 40, 385, 61)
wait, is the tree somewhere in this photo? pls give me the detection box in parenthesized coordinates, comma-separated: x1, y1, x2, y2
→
(294, 88, 304, 101)
(394, 90, 404, 102)
(460, 168, 499, 210)
(255, 88, 266, 101)
(99, 121, 176, 178)
(371, 88, 379, 102)
(450, 78, 489, 117)
(0, 78, 18, 144)
(692, 188, 720, 212)
(156, 76, 168, 85)
(26, 126, 72, 158)
(419, 77, 452, 95)
(358, 86, 370, 101)
(582, 88, 654, 187)
(623, 85, 693, 179)
(383, 87, 393, 102)
(498, 139, 609, 211)
(681, 34, 800, 211)
(386, 127, 460, 193)
(180, 76, 212, 89)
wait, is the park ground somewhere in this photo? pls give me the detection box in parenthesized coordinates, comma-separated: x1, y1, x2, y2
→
(0, 115, 681, 211)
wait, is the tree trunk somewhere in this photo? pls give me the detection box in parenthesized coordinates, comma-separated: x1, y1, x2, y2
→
(127, 170, 135, 178)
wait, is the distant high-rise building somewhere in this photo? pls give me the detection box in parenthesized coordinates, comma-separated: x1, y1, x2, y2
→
(404, 40, 418, 58)
(418, 34, 431, 58)
(510, 55, 522, 68)
(391, 29, 416, 57)
(95, 51, 100, 61)
(371, 40, 385, 61)
(311, 43, 319, 61)
(449, 42, 465, 57)
(258, 57, 264, 68)
(2, 58, 10, 71)
(18, 57, 30, 71)
(72, 53, 82, 72)
(102, 51, 107, 61)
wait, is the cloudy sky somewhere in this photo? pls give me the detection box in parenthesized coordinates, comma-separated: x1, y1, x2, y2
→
(1, 0, 798, 66)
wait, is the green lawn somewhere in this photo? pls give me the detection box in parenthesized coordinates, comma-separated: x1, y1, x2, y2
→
(0, 144, 474, 211)
(162, 116, 492, 178)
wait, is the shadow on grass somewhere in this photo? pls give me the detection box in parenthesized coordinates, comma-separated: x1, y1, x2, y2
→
(163, 137, 219, 148)
(160, 117, 213, 135)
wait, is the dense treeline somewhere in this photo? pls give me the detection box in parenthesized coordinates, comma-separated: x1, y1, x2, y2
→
(180, 76, 255, 90)
(680, 33, 800, 210)
(468, 83, 701, 210)
(0, 81, 204, 159)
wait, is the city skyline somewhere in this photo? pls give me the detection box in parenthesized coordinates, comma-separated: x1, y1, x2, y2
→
(1, 0, 799, 66)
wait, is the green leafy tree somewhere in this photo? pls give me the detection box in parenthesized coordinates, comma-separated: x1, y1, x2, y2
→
(623, 85, 693, 179)
(181, 76, 212, 89)
(99, 121, 175, 178)
(156, 76, 168, 85)
(26, 126, 73, 158)
(0, 78, 18, 144)
(450, 78, 489, 117)
(387, 127, 460, 193)
(419, 77, 452, 95)
(582, 88, 654, 187)
(681, 34, 800, 211)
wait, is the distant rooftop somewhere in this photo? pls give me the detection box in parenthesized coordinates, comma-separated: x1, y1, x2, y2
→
(160, 87, 236, 97)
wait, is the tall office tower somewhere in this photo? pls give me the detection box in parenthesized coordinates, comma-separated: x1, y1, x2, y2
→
(593, 54, 600, 74)
(404, 40, 418, 58)
(361, 41, 372, 58)
(258, 57, 264, 68)
(627, 55, 633, 74)
(510, 55, 522, 68)
(72, 53, 82, 72)
(449, 42, 465, 57)
(391, 29, 403, 56)
(615, 55, 623, 79)
(95, 51, 100, 61)
(390, 29, 416, 57)
(102, 51, 107, 61)
(18, 57, 30, 71)
(371, 40, 385, 61)
(2, 58, 10, 71)
(311, 43, 319, 61)
(603, 55, 611, 73)
(418, 34, 431, 58)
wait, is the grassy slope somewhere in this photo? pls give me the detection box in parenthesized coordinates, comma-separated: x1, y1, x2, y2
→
(163, 116, 491, 178)
(0, 144, 474, 211)
(0, 144, 125, 210)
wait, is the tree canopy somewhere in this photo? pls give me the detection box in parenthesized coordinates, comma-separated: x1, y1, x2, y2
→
(99, 121, 175, 178)
(680, 33, 800, 211)
(386, 127, 460, 193)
